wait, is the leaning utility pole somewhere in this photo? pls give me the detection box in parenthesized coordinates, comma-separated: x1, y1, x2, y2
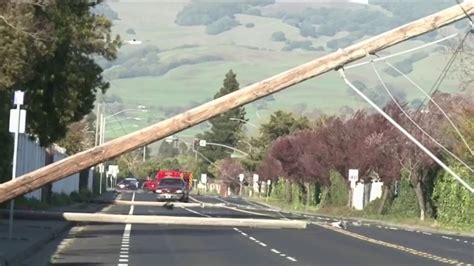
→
(0, 2, 473, 203)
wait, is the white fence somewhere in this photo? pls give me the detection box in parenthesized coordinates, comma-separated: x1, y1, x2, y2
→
(15, 134, 92, 200)
(351, 181, 383, 210)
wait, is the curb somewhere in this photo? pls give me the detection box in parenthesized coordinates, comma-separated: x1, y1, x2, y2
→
(247, 198, 474, 238)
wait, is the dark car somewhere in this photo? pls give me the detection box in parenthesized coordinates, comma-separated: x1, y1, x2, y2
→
(116, 178, 139, 191)
(156, 177, 189, 202)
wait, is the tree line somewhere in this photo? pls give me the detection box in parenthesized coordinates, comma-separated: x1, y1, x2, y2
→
(252, 93, 473, 227)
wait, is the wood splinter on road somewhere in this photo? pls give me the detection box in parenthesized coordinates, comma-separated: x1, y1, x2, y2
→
(0, 1, 473, 203)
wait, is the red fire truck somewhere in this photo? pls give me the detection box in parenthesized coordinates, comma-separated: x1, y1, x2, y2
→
(143, 169, 193, 192)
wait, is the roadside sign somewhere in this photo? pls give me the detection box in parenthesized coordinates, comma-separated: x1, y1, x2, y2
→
(9, 109, 26, 133)
(98, 163, 105, 173)
(348, 169, 359, 181)
(253, 174, 259, 183)
(199, 139, 207, 147)
(201, 173, 207, 184)
(107, 165, 119, 178)
(267, 179, 271, 185)
(239, 173, 244, 182)
(14, 91, 24, 105)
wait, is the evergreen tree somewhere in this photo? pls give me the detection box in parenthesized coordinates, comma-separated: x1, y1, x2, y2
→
(197, 70, 246, 168)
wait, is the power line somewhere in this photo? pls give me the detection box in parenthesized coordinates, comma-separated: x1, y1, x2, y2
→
(417, 30, 471, 112)
(339, 68, 474, 193)
(383, 60, 474, 156)
(344, 33, 459, 70)
(456, 0, 473, 24)
(370, 61, 474, 174)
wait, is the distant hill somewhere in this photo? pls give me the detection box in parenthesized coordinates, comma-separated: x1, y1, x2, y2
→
(96, 0, 465, 138)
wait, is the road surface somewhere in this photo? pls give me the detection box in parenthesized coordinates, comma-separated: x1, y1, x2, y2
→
(23, 192, 474, 265)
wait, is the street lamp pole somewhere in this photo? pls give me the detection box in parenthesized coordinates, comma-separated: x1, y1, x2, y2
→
(94, 103, 100, 147)
(99, 112, 105, 194)
(8, 91, 25, 239)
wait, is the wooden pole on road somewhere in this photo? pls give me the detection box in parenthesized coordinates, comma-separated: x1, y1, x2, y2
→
(0, 2, 473, 203)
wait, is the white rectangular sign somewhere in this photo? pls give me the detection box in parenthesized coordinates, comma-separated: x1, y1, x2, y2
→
(239, 174, 245, 182)
(9, 109, 26, 133)
(199, 139, 207, 147)
(348, 169, 359, 182)
(253, 174, 259, 183)
(14, 91, 24, 105)
(201, 173, 207, 184)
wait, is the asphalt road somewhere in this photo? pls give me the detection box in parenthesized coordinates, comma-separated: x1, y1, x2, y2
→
(22, 191, 474, 266)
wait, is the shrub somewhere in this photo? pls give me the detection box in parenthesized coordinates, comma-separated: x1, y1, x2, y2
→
(290, 183, 304, 209)
(363, 197, 383, 215)
(271, 31, 286, 42)
(388, 176, 419, 218)
(322, 171, 349, 207)
(433, 162, 474, 229)
(271, 178, 284, 200)
(14, 196, 50, 210)
(51, 193, 73, 206)
(282, 40, 315, 51)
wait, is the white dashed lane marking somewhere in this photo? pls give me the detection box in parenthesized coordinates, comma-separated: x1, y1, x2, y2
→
(233, 227, 298, 263)
(117, 192, 135, 266)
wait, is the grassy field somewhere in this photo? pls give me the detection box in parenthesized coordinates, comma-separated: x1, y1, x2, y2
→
(101, 1, 465, 140)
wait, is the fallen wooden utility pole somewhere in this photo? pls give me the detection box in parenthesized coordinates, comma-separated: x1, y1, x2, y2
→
(0, 2, 473, 203)
(0, 210, 307, 229)
(92, 199, 226, 208)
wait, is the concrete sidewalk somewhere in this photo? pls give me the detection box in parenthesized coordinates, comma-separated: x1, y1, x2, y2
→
(0, 191, 118, 266)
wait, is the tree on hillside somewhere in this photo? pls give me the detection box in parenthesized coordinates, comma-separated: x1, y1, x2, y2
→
(196, 70, 246, 167)
(271, 31, 286, 42)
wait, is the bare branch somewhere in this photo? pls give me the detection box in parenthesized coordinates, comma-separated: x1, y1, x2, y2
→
(0, 14, 47, 41)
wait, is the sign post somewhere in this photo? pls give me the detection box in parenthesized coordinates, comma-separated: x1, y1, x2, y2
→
(348, 169, 359, 209)
(8, 91, 26, 239)
(253, 174, 259, 197)
(201, 173, 207, 193)
(239, 174, 245, 196)
(266, 179, 272, 202)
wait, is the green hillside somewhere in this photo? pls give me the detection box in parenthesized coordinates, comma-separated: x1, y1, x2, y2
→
(98, 0, 465, 139)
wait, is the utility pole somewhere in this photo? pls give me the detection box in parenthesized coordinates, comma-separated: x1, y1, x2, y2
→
(94, 103, 100, 147)
(1, 2, 473, 203)
(99, 111, 105, 194)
